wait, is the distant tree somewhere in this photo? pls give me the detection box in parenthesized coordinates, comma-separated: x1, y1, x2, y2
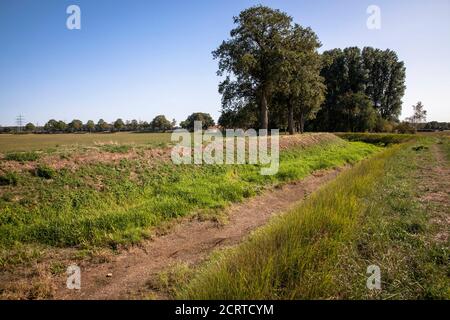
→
(406, 102, 427, 129)
(44, 119, 59, 133)
(97, 119, 109, 132)
(86, 120, 95, 133)
(114, 118, 125, 131)
(68, 119, 83, 132)
(171, 118, 177, 128)
(130, 119, 139, 131)
(181, 113, 215, 131)
(25, 122, 36, 132)
(150, 115, 172, 132)
(395, 121, 416, 134)
(56, 121, 67, 132)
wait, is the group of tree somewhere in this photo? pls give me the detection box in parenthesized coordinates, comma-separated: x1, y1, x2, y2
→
(33, 116, 177, 133)
(216, 5, 407, 134)
(5, 113, 217, 134)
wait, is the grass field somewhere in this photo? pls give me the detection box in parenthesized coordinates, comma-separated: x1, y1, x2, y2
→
(0, 135, 379, 257)
(1, 132, 447, 300)
(0, 132, 172, 153)
(175, 136, 449, 299)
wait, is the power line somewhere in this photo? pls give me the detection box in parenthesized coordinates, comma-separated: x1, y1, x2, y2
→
(16, 114, 25, 132)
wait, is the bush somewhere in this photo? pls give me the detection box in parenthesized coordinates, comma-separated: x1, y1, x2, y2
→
(34, 166, 55, 179)
(0, 172, 19, 186)
(5, 152, 40, 162)
(395, 122, 416, 134)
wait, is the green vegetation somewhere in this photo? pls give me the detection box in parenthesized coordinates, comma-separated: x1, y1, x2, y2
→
(177, 137, 448, 299)
(0, 172, 19, 186)
(0, 137, 378, 252)
(101, 144, 132, 154)
(336, 133, 415, 146)
(4, 152, 40, 162)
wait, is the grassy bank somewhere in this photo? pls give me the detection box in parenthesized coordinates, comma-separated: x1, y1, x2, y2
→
(177, 137, 449, 299)
(336, 133, 415, 145)
(0, 136, 379, 258)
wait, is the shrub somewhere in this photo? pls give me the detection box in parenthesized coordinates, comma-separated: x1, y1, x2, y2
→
(34, 166, 55, 179)
(395, 122, 416, 134)
(0, 172, 19, 186)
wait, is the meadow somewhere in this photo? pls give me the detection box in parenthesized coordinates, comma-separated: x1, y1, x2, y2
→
(0, 133, 378, 253)
(0, 132, 172, 153)
(0, 132, 448, 300)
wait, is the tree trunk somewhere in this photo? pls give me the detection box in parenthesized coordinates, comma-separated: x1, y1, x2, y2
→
(299, 112, 305, 134)
(259, 91, 268, 131)
(287, 102, 295, 135)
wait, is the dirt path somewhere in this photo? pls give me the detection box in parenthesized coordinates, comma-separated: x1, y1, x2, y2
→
(418, 141, 450, 244)
(54, 166, 347, 300)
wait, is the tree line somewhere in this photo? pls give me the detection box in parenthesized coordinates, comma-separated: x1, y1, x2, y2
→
(0, 113, 216, 134)
(215, 5, 409, 134)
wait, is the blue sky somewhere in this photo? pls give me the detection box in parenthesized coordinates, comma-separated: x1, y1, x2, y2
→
(0, 0, 449, 126)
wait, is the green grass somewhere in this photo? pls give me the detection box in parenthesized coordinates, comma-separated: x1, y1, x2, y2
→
(336, 133, 415, 146)
(4, 151, 40, 162)
(0, 137, 379, 252)
(0, 132, 172, 153)
(176, 137, 449, 299)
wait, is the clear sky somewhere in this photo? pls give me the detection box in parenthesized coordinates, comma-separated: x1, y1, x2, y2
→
(1, 0, 449, 126)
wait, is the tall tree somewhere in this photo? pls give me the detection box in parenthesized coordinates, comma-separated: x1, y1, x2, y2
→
(281, 24, 324, 134)
(213, 5, 293, 130)
(362, 47, 406, 121)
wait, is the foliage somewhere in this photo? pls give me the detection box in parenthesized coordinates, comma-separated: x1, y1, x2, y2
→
(4, 152, 40, 162)
(34, 165, 55, 179)
(312, 47, 406, 132)
(213, 5, 297, 130)
(150, 115, 173, 132)
(180, 113, 215, 131)
(24, 123, 36, 132)
(395, 122, 417, 134)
